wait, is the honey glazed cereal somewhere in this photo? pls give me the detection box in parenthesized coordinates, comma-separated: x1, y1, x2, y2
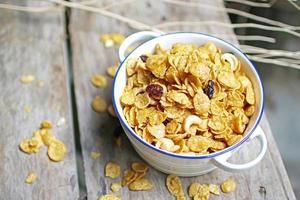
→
(120, 42, 256, 155)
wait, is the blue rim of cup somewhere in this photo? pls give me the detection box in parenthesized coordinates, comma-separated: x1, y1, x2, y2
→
(112, 32, 264, 159)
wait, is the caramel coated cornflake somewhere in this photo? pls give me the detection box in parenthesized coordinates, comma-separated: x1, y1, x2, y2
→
(92, 96, 107, 113)
(221, 178, 236, 193)
(105, 162, 121, 179)
(120, 42, 256, 155)
(25, 172, 38, 184)
(90, 151, 101, 159)
(98, 194, 121, 200)
(111, 182, 122, 192)
(20, 75, 35, 84)
(91, 74, 107, 88)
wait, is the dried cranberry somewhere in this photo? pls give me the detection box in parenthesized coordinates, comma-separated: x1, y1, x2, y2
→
(140, 55, 148, 63)
(146, 84, 163, 100)
(204, 80, 214, 99)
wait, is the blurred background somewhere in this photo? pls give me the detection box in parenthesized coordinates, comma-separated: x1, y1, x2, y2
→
(226, 0, 300, 198)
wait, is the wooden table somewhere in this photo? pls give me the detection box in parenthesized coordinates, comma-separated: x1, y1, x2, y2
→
(0, 0, 296, 199)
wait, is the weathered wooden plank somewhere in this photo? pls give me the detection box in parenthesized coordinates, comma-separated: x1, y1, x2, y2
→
(0, 1, 79, 199)
(69, 0, 296, 199)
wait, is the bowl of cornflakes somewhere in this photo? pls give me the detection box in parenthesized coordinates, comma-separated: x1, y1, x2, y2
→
(113, 31, 267, 176)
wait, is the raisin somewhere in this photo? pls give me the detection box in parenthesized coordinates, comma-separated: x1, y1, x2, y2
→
(204, 80, 214, 99)
(140, 55, 148, 63)
(146, 84, 163, 100)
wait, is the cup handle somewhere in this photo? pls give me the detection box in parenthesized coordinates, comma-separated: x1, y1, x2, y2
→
(212, 125, 267, 172)
(118, 31, 161, 62)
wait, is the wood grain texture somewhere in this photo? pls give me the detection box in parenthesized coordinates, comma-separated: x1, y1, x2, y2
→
(69, 0, 296, 199)
(0, 1, 79, 199)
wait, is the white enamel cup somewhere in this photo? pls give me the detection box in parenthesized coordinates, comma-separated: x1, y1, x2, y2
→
(112, 31, 267, 176)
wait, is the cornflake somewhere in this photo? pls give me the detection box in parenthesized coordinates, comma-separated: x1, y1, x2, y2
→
(25, 172, 38, 184)
(47, 139, 67, 162)
(92, 96, 107, 113)
(107, 65, 118, 77)
(209, 184, 220, 195)
(105, 162, 121, 179)
(221, 178, 236, 193)
(90, 151, 101, 159)
(166, 174, 185, 200)
(120, 42, 256, 155)
(20, 75, 35, 84)
(40, 120, 52, 129)
(128, 178, 153, 191)
(111, 182, 122, 192)
(98, 194, 121, 200)
(108, 104, 117, 117)
(91, 74, 107, 88)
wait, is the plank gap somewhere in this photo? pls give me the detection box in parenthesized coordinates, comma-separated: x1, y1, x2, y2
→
(64, 6, 88, 199)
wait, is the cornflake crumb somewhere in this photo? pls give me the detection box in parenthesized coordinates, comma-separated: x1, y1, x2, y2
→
(20, 75, 35, 84)
(221, 178, 236, 193)
(110, 182, 122, 192)
(25, 172, 38, 184)
(24, 106, 32, 113)
(90, 151, 101, 159)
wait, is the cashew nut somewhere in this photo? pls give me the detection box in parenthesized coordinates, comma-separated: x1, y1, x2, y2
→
(155, 138, 180, 152)
(221, 53, 238, 71)
(183, 115, 208, 132)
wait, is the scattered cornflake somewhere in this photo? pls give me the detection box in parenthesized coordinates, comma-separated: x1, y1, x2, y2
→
(194, 184, 210, 200)
(115, 136, 121, 147)
(105, 162, 121, 179)
(122, 170, 137, 186)
(37, 80, 44, 87)
(108, 104, 117, 117)
(25, 172, 38, 184)
(131, 162, 148, 173)
(98, 194, 121, 200)
(100, 33, 114, 48)
(90, 151, 101, 159)
(166, 174, 185, 200)
(111, 182, 122, 192)
(91, 74, 107, 88)
(188, 182, 201, 198)
(24, 106, 32, 113)
(19, 138, 43, 154)
(47, 139, 67, 162)
(40, 120, 53, 129)
(107, 65, 118, 78)
(20, 75, 35, 84)
(221, 178, 236, 193)
(56, 117, 66, 127)
(209, 184, 220, 195)
(111, 33, 125, 45)
(39, 129, 56, 146)
(128, 178, 153, 191)
(92, 96, 107, 113)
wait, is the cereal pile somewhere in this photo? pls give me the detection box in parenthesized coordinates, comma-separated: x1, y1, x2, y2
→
(19, 120, 67, 162)
(120, 42, 255, 155)
(167, 174, 236, 200)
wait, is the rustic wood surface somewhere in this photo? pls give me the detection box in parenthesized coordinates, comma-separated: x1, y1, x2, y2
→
(0, 0, 296, 199)
(0, 1, 79, 199)
(69, 0, 296, 200)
